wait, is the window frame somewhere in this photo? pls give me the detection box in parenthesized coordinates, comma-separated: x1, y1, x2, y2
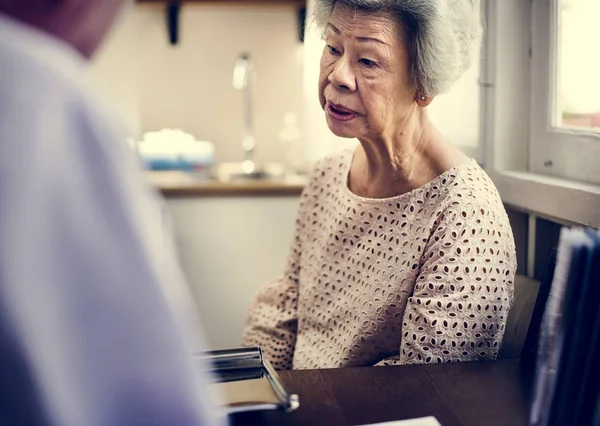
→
(480, 0, 600, 228)
(530, 0, 600, 184)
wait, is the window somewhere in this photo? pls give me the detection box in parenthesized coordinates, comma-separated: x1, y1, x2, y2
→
(530, 0, 600, 184)
(483, 0, 600, 228)
(554, 0, 600, 132)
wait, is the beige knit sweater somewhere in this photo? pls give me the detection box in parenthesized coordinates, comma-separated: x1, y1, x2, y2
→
(242, 149, 517, 370)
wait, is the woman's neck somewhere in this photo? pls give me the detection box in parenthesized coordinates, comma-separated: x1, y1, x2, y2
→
(349, 115, 467, 199)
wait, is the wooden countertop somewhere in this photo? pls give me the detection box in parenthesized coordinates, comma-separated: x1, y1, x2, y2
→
(147, 171, 307, 197)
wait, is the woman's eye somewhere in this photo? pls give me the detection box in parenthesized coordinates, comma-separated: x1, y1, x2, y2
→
(360, 58, 377, 68)
(328, 45, 341, 55)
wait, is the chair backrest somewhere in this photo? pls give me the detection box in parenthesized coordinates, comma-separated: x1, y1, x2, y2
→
(521, 249, 558, 372)
(498, 275, 541, 359)
(498, 250, 558, 361)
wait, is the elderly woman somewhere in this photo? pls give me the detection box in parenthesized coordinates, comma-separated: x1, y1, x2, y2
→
(242, 0, 516, 370)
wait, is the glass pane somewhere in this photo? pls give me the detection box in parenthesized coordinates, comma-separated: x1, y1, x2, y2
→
(555, 0, 600, 131)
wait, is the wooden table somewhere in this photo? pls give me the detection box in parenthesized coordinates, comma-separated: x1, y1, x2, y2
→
(231, 360, 532, 426)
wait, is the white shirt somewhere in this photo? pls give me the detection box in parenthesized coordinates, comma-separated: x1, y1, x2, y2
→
(0, 13, 223, 426)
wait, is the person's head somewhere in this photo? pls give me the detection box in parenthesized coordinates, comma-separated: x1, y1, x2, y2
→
(0, 0, 126, 59)
(314, 0, 482, 140)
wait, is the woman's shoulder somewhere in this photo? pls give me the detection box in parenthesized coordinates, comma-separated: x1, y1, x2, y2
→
(432, 161, 517, 268)
(422, 160, 511, 234)
(435, 160, 513, 237)
(437, 160, 502, 206)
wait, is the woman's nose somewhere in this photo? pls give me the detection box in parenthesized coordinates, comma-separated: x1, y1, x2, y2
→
(328, 58, 356, 92)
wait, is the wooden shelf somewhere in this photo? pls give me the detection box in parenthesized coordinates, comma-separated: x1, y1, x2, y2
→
(138, 0, 307, 44)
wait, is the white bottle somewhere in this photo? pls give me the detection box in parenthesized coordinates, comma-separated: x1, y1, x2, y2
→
(278, 111, 304, 174)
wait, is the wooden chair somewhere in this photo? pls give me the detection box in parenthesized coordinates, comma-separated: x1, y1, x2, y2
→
(521, 249, 557, 371)
(498, 249, 557, 370)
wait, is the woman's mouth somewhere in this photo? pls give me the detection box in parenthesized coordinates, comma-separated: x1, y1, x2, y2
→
(326, 102, 358, 122)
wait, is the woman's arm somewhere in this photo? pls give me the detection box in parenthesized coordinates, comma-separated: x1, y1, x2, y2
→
(376, 198, 517, 366)
(241, 258, 300, 370)
(241, 167, 318, 370)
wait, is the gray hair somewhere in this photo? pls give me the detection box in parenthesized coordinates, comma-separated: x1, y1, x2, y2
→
(313, 0, 483, 96)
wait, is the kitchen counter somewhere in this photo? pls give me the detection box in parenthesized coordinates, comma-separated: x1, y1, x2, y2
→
(147, 171, 307, 197)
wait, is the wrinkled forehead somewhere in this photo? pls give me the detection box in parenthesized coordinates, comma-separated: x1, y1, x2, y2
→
(326, 3, 405, 43)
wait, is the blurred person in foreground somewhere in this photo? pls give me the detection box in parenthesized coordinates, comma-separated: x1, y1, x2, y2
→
(0, 1, 222, 425)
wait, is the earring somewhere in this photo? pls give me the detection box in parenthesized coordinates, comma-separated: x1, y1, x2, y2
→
(420, 95, 426, 101)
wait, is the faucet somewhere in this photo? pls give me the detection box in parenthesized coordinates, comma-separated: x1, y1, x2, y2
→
(232, 52, 257, 174)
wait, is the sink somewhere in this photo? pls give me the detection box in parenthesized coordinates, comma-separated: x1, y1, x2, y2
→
(214, 161, 286, 183)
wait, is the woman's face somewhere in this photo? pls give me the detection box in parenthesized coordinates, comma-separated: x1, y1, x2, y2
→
(319, 6, 418, 140)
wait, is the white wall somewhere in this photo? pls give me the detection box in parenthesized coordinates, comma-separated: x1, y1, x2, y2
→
(428, 55, 481, 149)
(167, 196, 300, 350)
(137, 3, 305, 165)
(89, 3, 304, 164)
(487, 0, 531, 172)
(90, 4, 141, 138)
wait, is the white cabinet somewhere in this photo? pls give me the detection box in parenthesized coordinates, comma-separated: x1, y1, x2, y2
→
(166, 196, 300, 349)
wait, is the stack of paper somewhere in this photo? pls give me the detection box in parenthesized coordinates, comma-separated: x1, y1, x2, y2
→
(530, 228, 600, 426)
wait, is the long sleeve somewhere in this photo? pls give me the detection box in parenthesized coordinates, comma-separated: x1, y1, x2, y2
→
(241, 271, 299, 371)
(241, 216, 304, 370)
(376, 196, 516, 366)
(241, 170, 317, 370)
(0, 46, 223, 425)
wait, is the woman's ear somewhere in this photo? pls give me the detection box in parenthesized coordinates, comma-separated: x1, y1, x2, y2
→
(415, 91, 434, 107)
